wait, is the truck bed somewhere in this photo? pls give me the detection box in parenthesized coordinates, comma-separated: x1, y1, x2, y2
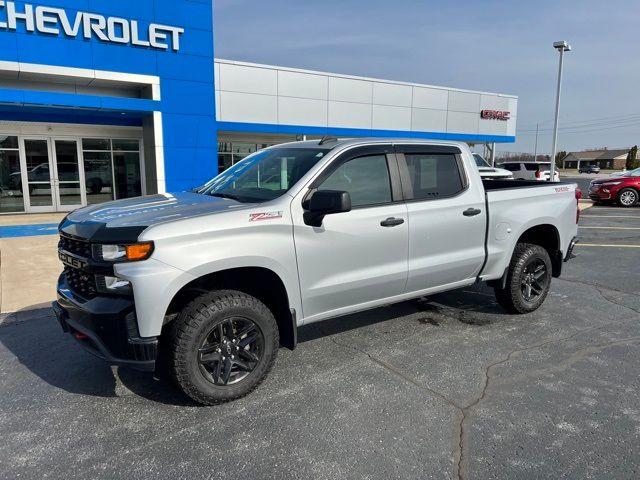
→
(479, 178, 579, 284)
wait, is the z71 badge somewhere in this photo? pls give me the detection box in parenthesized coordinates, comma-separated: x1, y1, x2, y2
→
(249, 211, 283, 222)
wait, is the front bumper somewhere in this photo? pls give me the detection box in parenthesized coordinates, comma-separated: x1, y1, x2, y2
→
(588, 186, 612, 201)
(54, 274, 158, 371)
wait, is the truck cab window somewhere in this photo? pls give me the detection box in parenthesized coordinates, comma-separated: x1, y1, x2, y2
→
(404, 153, 464, 200)
(319, 154, 392, 207)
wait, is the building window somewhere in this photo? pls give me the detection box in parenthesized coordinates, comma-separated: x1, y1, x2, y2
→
(0, 135, 23, 213)
(217, 141, 279, 173)
(82, 138, 141, 205)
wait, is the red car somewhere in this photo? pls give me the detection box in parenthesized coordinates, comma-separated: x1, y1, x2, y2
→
(589, 168, 640, 207)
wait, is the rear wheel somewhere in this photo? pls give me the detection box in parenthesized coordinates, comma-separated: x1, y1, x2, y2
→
(494, 243, 552, 314)
(169, 290, 279, 405)
(617, 188, 638, 208)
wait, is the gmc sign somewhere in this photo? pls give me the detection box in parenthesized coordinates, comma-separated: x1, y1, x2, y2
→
(481, 110, 510, 121)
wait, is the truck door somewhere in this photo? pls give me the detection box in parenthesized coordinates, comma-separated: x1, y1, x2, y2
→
(292, 145, 408, 321)
(395, 145, 487, 292)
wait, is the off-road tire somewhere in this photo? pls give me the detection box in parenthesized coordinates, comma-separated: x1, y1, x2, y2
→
(494, 243, 552, 314)
(169, 290, 279, 405)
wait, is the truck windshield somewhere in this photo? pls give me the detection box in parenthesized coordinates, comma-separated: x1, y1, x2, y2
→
(195, 147, 330, 203)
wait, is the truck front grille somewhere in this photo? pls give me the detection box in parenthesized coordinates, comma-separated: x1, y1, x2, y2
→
(59, 234, 92, 258)
(64, 266, 97, 299)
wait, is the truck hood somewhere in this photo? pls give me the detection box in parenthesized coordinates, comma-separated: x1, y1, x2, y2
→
(60, 192, 254, 242)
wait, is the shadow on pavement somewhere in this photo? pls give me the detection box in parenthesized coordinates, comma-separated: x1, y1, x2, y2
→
(0, 304, 195, 406)
(0, 305, 117, 398)
(2, 286, 506, 406)
(299, 284, 507, 343)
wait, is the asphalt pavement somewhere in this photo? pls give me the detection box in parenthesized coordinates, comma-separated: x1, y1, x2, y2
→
(1, 203, 639, 480)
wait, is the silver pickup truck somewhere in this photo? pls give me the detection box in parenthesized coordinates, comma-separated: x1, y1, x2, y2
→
(54, 138, 580, 405)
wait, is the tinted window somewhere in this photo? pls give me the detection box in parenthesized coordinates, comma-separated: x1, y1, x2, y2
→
(82, 138, 110, 151)
(0, 135, 18, 149)
(404, 153, 464, 200)
(319, 154, 391, 207)
(501, 163, 520, 172)
(524, 164, 540, 171)
(112, 139, 139, 151)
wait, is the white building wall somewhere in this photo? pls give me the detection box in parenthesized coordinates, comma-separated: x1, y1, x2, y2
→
(215, 59, 517, 140)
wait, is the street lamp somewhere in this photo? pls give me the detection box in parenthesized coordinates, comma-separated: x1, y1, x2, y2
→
(550, 40, 571, 182)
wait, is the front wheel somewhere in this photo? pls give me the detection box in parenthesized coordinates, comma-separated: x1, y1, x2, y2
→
(494, 243, 552, 314)
(169, 290, 279, 405)
(617, 188, 638, 208)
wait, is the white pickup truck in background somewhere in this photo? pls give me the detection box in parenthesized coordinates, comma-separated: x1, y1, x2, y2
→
(472, 153, 514, 180)
(54, 138, 580, 405)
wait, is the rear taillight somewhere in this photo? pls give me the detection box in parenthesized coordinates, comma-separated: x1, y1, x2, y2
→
(535, 170, 541, 179)
(575, 189, 582, 223)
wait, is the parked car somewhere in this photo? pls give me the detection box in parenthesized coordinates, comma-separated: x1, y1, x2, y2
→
(588, 167, 640, 207)
(54, 139, 580, 405)
(578, 164, 601, 174)
(498, 161, 561, 182)
(9, 162, 112, 194)
(472, 153, 514, 180)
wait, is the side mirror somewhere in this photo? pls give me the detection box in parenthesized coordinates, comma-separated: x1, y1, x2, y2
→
(304, 190, 351, 227)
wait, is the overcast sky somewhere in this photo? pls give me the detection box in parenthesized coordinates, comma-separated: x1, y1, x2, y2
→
(214, 0, 640, 155)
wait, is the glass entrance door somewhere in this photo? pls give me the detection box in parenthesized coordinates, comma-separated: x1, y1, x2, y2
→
(23, 138, 54, 211)
(52, 139, 85, 211)
(22, 138, 85, 212)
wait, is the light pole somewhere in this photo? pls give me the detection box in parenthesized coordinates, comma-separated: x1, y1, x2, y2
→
(550, 40, 571, 182)
(533, 123, 539, 162)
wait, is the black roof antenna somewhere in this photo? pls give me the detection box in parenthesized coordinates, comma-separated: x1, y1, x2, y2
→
(319, 136, 339, 145)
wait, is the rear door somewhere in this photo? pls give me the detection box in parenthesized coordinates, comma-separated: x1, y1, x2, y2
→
(292, 145, 409, 320)
(395, 145, 487, 292)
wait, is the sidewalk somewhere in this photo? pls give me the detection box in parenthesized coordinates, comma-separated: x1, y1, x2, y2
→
(0, 213, 67, 226)
(0, 213, 63, 313)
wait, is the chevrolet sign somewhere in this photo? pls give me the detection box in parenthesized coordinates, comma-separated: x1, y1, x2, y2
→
(0, 1, 184, 51)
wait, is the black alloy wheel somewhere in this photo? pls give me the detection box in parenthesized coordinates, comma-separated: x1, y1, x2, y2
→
(494, 243, 553, 314)
(198, 317, 264, 386)
(520, 258, 549, 303)
(169, 290, 279, 405)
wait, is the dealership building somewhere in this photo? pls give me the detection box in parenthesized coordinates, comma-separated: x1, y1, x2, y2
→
(0, 0, 518, 214)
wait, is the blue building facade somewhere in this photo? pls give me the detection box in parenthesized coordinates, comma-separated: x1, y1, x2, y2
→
(0, 0, 216, 213)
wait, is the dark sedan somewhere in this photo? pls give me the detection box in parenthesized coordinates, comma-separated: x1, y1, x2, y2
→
(579, 164, 601, 174)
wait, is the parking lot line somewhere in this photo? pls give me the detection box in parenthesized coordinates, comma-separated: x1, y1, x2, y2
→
(580, 226, 640, 230)
(578, 243, 640, 248)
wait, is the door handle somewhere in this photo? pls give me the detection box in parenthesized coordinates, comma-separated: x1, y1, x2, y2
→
(463, 208, 482, 217)
(380, 217, 405, 227)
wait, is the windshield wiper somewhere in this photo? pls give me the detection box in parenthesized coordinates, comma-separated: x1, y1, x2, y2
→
(208, 192, 242, 201)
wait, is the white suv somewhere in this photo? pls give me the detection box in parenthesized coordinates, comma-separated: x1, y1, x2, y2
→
(499, 161, 560, 182)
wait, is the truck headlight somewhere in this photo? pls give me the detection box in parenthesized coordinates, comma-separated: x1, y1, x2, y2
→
(93, 242, 154, 262)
